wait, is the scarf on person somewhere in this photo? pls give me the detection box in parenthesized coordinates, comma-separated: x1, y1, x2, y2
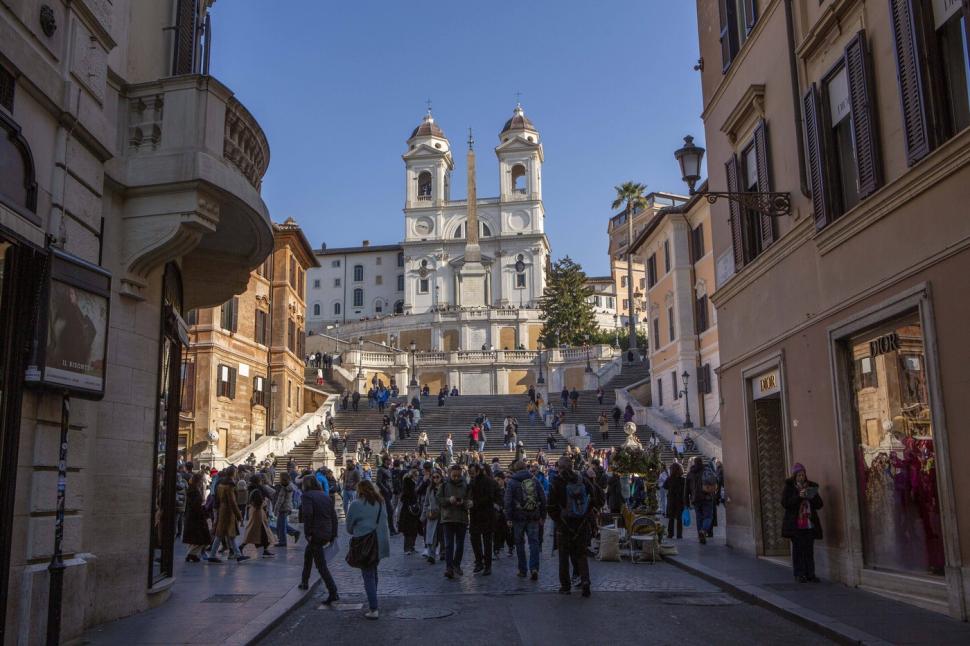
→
(793, 463, 812, 530)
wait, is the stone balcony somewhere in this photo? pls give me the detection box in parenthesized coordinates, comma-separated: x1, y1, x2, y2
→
(110, 74, 274, 308)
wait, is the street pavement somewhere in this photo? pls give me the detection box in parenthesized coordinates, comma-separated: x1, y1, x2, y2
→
(258, 521, 828, 646)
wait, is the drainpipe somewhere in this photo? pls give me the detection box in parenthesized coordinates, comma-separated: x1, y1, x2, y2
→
(785, 0, 811, 198)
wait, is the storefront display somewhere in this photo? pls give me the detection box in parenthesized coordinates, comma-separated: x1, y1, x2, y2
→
(848, 314, 944, 576)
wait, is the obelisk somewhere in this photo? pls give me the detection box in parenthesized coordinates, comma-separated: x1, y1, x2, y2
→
(458, 128, 487, 307)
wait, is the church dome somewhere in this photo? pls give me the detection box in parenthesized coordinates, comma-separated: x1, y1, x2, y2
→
(500, 104, 537, 135)
(410, 111, 446, 140)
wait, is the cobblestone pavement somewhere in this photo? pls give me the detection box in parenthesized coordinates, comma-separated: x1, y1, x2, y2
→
(259, 523, 831, 646)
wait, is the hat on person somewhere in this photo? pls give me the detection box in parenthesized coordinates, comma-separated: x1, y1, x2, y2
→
(791, 463, 806, 476)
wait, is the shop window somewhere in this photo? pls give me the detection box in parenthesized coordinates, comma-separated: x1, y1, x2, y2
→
(889, 0, 970, 165)
(846, 314, 943, 576)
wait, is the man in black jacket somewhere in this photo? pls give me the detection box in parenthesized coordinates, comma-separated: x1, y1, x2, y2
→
(548, 457, 601, 597)
(298, 478, 339, 604)
(468, 463, 499, 575)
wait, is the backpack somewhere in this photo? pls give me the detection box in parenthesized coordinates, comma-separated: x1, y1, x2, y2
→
(563, 479, 590, 520)
(702, 469, 718, 495)
(518, 477, 540, 514)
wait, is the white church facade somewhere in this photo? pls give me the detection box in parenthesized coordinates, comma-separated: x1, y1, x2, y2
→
(306, 105, 551, 353)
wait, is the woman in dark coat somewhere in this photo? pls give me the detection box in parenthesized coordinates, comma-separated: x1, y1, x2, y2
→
(781, 463, 823, 583)
(398, 468, 423, 554)
(182, 473, 212, 562)
(663, 462, 686, 540)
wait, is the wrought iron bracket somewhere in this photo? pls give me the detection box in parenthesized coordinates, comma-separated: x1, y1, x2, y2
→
(700, 191, 792, 218)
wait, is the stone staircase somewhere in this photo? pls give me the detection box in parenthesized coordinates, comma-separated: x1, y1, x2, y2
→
(281, 359, 703, 470)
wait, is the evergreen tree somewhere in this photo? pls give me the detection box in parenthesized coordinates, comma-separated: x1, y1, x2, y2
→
(539, 256, 597, 346)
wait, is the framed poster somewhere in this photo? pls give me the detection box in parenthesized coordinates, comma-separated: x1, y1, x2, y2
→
(29, 249, 111, 399)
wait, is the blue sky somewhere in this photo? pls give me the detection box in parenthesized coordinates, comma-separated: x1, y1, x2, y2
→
(210, 0, 705, 276)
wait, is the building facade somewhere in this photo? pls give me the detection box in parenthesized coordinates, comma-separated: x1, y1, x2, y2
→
(305, 242, 404, 329)
(696, 0, 970, 618)
(630, 187, 720, 429)
(607, 192, 686, 336)
(305, 105, 551, 355)
(0, 0, 273, 641)
(584, 275, 620, 332)
(181, 218, 318, 461)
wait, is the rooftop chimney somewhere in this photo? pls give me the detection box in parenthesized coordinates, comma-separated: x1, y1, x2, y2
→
(362, 240, 370, 247)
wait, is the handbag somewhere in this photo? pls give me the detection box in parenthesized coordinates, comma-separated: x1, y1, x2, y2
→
(682, 507, 692, 527)
(346, 504, 382, 569)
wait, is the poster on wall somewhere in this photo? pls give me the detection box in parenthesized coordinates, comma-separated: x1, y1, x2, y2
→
(28, 249, 111, 399)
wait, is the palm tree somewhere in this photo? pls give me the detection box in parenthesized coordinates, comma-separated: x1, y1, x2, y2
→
(612, 182, 649, 352)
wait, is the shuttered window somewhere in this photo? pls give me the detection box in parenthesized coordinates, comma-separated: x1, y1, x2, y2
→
(752, 120, 775, 249)
(663, 239, 671, 273)
(690, 224, 705, 263)
(805, 30, 883, 230)
(653, 317, 660, 345)
(255, 309, 268, 345)
(220, 297, 238, 332)
(890, 0, 934, 164)
(699, 363, 713, 395)
(287, 320, 296, 353)
(647, 254, 657, 287)
(695, 295, 709, 333)
(668, 307, 676, 343)
(217, 364, 237, 399)
(724, 154, 745, 270)
(253, 376, 267, 407)
(657, 378, 664, 407)
(172, 0, 199, 75)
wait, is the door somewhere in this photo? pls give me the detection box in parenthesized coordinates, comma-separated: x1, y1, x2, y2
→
(753, 394, 789, 556)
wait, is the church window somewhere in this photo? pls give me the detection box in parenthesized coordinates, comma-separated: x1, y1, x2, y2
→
(516, 273, 526, 288)
(418, 278, 429, 294)
(454, 225, 463, 239)
(313, 303, 320, 316)
(418, 171, 432, 199)
(353, 289, 363, 307)
(482, 223, 492, 237)
(334, 302, 342, 315)
(353, 264, 363, 281)
(511, 164, 527, 194)
(375, 301, 383, 313)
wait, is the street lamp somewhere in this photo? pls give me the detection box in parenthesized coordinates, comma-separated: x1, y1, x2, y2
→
(679, 370, 694, 429)
(356, 336, 363, 382)
(674, 134, 792, 218)
(537, 340, 545, 385)
(409, 339, 418, 387)
(584, 333, 593, 373)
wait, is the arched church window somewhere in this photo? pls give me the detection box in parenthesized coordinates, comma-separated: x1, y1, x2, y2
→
(334, 302, 342, 315)
(454, 225, 463, 239)
(511, 164, 527, 194)
(417, 171, 432, 200)
(482, 223, 492, 237)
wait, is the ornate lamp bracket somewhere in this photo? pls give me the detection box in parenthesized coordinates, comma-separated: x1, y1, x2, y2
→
(702, 191, 792, 218)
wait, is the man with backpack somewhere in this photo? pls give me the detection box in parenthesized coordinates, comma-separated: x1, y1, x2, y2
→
(504, 459, 547, 580)
(548, 456, 599, 596)
(685, 455, 717, 544)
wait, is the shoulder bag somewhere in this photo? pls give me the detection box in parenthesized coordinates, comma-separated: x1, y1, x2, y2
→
(346, 503, 382, 569)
